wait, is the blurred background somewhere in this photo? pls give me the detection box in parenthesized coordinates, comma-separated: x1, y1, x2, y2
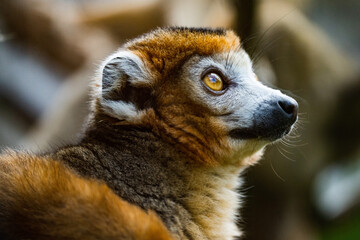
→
(0, 0, 359, 239)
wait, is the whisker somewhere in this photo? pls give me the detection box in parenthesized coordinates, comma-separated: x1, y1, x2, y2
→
(282, 137, 303, 144)
(278, 145, 296, 155)
(252, 35, 285, 66)
(270, 156, 285, 182)
(280, 139, 307, 148)
(276, 145, 296, 162)
(248, 8, 295, 60)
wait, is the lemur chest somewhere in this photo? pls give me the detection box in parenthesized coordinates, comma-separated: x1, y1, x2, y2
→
(56, 144, 243, 240)
(173, 166, 244, 240)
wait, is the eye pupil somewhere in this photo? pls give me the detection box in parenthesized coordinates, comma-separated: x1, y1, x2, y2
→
(203, 72, 223, 91)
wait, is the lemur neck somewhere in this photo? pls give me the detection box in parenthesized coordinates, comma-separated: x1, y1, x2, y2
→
(54, 124, 244, 240)
(181, 165, 244, 240)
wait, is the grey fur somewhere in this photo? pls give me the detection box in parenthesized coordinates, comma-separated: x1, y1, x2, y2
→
(50, 124, 215, 239)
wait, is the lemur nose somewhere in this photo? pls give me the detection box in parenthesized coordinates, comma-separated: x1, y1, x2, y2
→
(278, 97, 298, 121)
(241, 94, 299, 140)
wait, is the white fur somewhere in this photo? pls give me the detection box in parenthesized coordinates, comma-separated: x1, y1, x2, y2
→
(182, 50, 288, 133)
(184, 165, 245, 240)
(102, 50, 153, 87)
(101, 100, 145, 122)
(99, 50, 153, 121)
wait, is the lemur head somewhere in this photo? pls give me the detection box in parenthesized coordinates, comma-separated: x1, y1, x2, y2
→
(92, 27, 298, 166)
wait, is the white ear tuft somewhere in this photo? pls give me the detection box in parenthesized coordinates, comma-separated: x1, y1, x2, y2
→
(99, 50, 153, 121)
(101, 100, 144, 122)
(102, 50, 151, 91)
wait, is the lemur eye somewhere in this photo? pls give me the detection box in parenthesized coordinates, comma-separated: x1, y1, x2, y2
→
(202, 73, 223, 91)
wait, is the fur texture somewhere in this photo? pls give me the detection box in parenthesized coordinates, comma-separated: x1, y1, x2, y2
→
(0, 151, 173, 240)
(0, 27, 298, 240)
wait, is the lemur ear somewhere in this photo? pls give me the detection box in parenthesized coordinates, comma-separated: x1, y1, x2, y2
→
(100, 51, 153, 122)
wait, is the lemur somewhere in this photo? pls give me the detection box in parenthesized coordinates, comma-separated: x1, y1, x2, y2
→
(0, 27, 298, 240)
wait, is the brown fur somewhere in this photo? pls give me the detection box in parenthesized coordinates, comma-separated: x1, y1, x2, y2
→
(93, 28, 241, 165)
(142, 103, 231, 165)
(0, 151, 173, 240)
(0, 27, 270, 240)
(126, 28, 240, 77)
(130, 28, 240, 165)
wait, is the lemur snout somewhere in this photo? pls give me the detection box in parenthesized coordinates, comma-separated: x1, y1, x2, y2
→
(277, 96, 298, 122)
(252, 95, 298, 140)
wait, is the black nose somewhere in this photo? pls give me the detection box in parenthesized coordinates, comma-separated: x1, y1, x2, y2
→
(228, 95, 299, 140)
(278, 98, 298, 121)
(250, 96, 298, 140)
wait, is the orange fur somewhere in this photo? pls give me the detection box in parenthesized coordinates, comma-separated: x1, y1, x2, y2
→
(0, 152, 173, 240)
(128, 29, 239, 165)
(127, 28, 240, 78)
(142, 106, 231, 166)
(0, 27, 289, 240)
(91, 28, 241, 166)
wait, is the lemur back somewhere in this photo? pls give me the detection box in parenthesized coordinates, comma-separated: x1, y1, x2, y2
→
(0, 27, 298, 240)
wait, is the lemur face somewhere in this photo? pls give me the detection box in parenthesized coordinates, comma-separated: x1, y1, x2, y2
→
(181, 51, 298, 141)
(96, 27, 298, 165)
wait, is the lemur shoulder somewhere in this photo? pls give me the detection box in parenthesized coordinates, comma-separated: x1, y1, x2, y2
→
(0, 27, 298, 240)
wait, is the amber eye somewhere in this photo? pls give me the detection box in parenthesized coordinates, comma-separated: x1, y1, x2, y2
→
(202, 73, 223, 91)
